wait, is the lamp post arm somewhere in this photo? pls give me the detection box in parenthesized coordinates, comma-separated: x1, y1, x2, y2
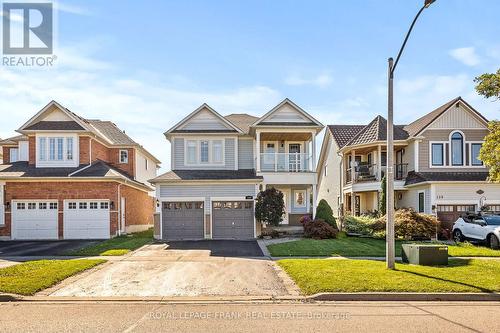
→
(391, 5, 426, 76)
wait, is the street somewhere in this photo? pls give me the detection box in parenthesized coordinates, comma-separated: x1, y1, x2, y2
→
(0, 301, 498, 332)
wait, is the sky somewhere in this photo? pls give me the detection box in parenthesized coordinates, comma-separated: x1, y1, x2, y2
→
(1, 0, 499, 171)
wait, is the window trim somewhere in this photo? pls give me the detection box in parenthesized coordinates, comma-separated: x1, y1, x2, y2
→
(418, 190, 425, 213)
(36, 134, 78, 167)
(431, 143, 444, 166)
(470, 142, 484, 166)
(9, 148, 18, 163)
(450, 131, 464, 166)
(119, 149, 129, 164)
(184, 138, 226, 166)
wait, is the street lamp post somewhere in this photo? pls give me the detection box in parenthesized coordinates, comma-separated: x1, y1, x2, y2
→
(386, 0, 436, 269)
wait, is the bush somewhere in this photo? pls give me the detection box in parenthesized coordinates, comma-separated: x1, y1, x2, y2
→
(315, 199, 337, 228)
(376, 208, 439, 240)
(302, 218, 338, 239)
(344, 215, 378, 236)
(260, 228, 280, 239)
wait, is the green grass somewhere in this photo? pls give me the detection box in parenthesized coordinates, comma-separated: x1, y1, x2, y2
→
(278, 258, 500, 295)
(67, 228, 153, 256)
(0, 259, 105, 295)
(267, 237, 500, 257)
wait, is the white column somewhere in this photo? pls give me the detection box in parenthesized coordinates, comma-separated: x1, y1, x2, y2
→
(311, 131, 316, 171)
(256, 130, 261, 172)
(0, 183, 4, 226)
(312, 184, 317, 218)
(377, 145, 382, 181)
(414, 140, 419, 172)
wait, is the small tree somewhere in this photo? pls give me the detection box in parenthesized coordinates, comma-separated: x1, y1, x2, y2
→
(479, 120, 500, 183)
(378, 175, 387, 216)
(315, 199, 337, 228)
(255, 188, 285, 227)
(474, 69, 500, 99)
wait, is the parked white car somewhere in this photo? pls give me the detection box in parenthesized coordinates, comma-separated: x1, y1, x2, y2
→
(452, 214, 500, 249)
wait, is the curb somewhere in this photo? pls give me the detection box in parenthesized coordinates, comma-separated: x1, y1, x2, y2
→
(309, 292, 500, 302)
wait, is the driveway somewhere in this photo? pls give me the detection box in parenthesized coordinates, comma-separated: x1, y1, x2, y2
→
(0, 240, 100, 257)
(165, 240, 264, 257)
(48, 242, 296, 297)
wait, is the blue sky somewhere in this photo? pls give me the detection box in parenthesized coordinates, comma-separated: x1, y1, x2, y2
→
(1, 0, 499, 170)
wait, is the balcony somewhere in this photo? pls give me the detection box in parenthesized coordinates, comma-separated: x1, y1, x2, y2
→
(259, 153, 313, 172)
(346, 163, 408, 184)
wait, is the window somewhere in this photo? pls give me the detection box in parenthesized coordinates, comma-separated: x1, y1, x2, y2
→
(39, 203, 47, 210)
(57, 138, 64, 160)
(66, 138, 73, 160)
(100, 202, 109, 209)
(212, 140, 223, 163)
(17, 203, 25, 210)
(49, 202, 58, 210)
(79, 202, 87, 209)
(451, 132, 464, 166)
(418, 192, 425, 213)
(200, 141, 209, 163)
(89, 202, 98, 209)
(264, 142, 276, 164)
(381, 152, 387, 167)
(49, 138, 56, 160)
(68, 202, 77, 209)
(120, 150, 129, 163)
(431, 143, 444, 166)
(367, 153, 372, 166)
(471, 143, 482, 166)
(9, 148, 18, 163)
(294, 190, 306, 208)
(39, 138, 46, 161)
(186, 140, 197, 164)
(28, 202, 37, 210)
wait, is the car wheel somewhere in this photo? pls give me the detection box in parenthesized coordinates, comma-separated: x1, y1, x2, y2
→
(488, 234, 500, 250)
(453, 229, 464, 243)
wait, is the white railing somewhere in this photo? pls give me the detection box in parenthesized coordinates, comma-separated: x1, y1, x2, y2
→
(259, 153, 312, 172)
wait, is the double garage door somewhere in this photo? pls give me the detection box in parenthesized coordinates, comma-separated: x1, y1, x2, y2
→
(11, 200, 110, 240)
(161, 200, 254, 240)
(436, 205, 476, 228)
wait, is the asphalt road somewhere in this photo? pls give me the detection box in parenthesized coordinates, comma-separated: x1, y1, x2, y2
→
(0, 301, 498, 332)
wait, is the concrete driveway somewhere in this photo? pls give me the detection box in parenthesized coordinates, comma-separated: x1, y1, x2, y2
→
(47, 243, 296, 297)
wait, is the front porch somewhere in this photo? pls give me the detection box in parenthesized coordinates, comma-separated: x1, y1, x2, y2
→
(343, 190, 407, 216)
(263, 184, 314, 227)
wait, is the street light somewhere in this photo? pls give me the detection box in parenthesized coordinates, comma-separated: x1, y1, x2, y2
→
(386, 0, 436, 270)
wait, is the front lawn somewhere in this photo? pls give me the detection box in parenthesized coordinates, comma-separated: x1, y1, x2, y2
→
(67, 228, 153, 256)
(0, 259, 105, 295)
(268, 237, 500, 257)
(278, 258, 500, 295)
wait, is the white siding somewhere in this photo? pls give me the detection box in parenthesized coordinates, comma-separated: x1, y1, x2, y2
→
(134, 149, 157, 190)
(434, 183, 500, 205)
(263, 103, 309, 123)
(178, 108, 233, 131)
(18, 141, 29, 161)
(428, 104, 485, 130)
(317, 133, 343, 217)
(238, 138, 254, 169)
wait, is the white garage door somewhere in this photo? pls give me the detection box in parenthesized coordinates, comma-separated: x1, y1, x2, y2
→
(63, 200, 110, 239)
(11, 201, 59, 240)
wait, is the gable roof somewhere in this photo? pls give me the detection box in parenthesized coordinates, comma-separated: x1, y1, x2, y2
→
(165, 103, 243, 136)
(343, 115, 408, 147)
(0, 135, 28, 146)
(224, 114, 259, 134)
(251, 98, 324, 128)
(404, 97, 489, 137)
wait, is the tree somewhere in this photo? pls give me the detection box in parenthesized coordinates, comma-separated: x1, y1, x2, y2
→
(378, 175, 387, 216)
(255, 188, 285, 227)
(479, 120, 500, 183)
(315, 199, 337, 228)
(474, 69, 500, 99)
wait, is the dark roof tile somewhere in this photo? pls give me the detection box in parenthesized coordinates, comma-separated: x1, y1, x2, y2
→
(151, 169, 263, 182)
(405, 171, 489, 186)
(24, 121, 85, 131)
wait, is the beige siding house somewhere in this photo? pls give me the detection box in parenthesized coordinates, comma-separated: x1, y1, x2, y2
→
(317, 97, 499, 229)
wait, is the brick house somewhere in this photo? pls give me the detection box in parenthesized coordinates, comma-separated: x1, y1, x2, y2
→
(0, 101, 161, 240)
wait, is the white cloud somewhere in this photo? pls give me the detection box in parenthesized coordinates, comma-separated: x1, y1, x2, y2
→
(449, 47, 481, 66)
(284, 73, 333, 88)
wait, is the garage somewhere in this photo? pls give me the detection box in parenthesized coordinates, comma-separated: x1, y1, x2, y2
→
(63, 200, 110, 239)
(11, 201, 59, 240)
(162, 201, 205, 240)
(437, 204, 476, 228)
(212, 201, 254, 239)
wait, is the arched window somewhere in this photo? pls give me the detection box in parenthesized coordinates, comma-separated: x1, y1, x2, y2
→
(451, 132, 464, 166)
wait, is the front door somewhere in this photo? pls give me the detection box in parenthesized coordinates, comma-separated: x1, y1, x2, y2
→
(288, 143, 302, 172)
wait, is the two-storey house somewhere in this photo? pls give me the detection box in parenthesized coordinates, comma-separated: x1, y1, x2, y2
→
(317, 97, 500, 230)
(150, 99, 323, 240)
(0, 100, 161, 240)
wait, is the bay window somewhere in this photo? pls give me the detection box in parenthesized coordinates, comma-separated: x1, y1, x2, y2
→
(37, 135, 77, 166)
(186, 140, 197, 164)
(66, 138, 73, 160)
(185, 139, 225, 165)
(200, 141, 209, 163)
(212, 140, 223, 163)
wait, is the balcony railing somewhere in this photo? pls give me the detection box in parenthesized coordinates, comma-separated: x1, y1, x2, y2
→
(259, 153, 312, 172)
(346, 163, 408, 183)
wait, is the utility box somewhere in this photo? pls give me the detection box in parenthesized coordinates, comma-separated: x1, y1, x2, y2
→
(401, 244, 448, 266)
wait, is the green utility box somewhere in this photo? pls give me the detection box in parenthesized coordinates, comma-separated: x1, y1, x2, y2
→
(401, 244, 448, 266)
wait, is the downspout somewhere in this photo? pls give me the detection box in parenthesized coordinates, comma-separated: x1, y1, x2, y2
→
(117, 183, 122, 236)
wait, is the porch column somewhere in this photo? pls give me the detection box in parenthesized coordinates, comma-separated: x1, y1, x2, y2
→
(312, 184, 317, 219)
(311, 131, 316, 171)
(256, 130, 261, 172)
(351, 192, 356, 215)
(350, 150, 356, 184)
(377, 145, 382, 181)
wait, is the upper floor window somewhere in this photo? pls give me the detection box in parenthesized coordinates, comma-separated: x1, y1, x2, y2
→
(38, 136, 74, 162)
(431, 143, 444, 166)
(185, 139, 224, 165)
(120, 150, 129, 163)
(9, 148, 18, 163)
(451, 132, 464, 166)
(471, 143, 483, 166)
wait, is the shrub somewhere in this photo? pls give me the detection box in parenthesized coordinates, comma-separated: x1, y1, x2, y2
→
(315, 199, 337, 228)
(260, 228, 280, 239)
(376, 208, 439, 240)
(302, 218, 338, 239)
(255, 188, 285, 227)
(344, 215, 378, 236)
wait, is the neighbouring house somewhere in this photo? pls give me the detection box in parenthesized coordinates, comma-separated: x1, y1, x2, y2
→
(317, 96, 500, 227)
(0, 100, 161, 240)
(150, 98, 324, 240)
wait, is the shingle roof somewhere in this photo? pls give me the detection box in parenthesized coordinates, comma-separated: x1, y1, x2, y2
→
(224, 114, 259, 134)
(404, 97, 461, 137)
(405, 171, 490, 186)
(24, 121, 85, 131)
(327, 125, 364, 148)
(340, 116, 408, 147)
(87, 120, 137, 145)
(150, 169, 263, 183)
(0, 135, 28, 145)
